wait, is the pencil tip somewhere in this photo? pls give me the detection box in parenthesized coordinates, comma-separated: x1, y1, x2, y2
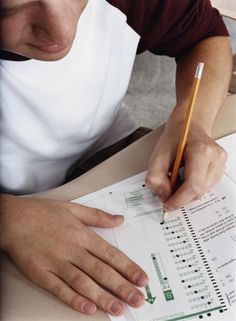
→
(162, 209, 168, 223)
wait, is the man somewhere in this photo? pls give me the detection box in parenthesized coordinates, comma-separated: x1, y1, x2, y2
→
(0, 0, 232, 317)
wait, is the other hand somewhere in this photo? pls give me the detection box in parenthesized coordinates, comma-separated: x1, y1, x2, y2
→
(0, 195, 148, 316)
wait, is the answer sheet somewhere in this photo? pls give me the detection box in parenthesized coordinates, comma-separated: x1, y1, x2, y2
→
(75, 173, 236, 321)
(74, 133, 236, 321)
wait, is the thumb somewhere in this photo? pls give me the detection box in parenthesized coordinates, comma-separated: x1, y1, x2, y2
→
(145, 147, 173, 202)
(68, 202, 124, 228)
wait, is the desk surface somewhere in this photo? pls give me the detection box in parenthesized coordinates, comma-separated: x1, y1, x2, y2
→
(1, 95, 236, 321)
(211, 0, 236, 19)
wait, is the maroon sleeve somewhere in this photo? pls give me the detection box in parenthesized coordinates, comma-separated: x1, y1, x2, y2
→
(137, 0, 229, 58)
(1, 0, 229, 61)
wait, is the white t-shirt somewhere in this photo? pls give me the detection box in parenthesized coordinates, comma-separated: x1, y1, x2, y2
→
(1, 0, 227, 194)
(0, 0, 139, 194)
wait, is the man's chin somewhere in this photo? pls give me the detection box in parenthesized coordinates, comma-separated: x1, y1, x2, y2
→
(27, 43, 73, 61)
(6, 44, 73, 61)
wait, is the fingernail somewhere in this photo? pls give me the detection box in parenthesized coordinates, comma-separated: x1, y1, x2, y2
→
(133, 272, 148, 286)
(128, 292, 144, 306)
(114, 215, 124, 220)
(81, 302, 96, 314)
(110, 301, 123, 314)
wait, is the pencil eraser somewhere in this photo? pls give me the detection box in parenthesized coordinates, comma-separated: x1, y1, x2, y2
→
(195, 62, 204, 79)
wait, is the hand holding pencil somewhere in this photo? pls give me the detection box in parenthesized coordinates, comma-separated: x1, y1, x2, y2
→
(145, 62, 228, 220)
(163, 62, 205, 222)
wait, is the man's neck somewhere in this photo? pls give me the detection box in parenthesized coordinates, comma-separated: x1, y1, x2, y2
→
(0, 50, 30, 61)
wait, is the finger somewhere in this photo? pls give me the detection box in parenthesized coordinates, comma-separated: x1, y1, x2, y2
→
(164, 161, 225, 210)
(190, 162, 225, 201)
(72, 251, 145, 308)
(145, 148, 173, 202)
(164, 158, 208, 211)
(39, 270, 97, 315)
(164, 144, 212, 210)
(203, 161, 226, 192)
(68, 203, 124, 228)
(87, 232, 148, 287)
(58, 262, 125, 316)
(203, 144, 227, 187)
(164, 181, 200, 211)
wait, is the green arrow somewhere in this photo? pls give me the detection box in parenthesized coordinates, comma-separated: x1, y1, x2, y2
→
(145, 285, 156, 304)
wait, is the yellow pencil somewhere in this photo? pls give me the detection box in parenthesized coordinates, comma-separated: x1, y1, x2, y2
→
(162, 62, 205, 223)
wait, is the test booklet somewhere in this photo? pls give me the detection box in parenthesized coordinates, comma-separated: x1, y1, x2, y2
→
(73, 133, 236, 321)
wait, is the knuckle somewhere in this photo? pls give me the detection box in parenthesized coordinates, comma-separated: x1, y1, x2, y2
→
(96, 292, 110, 308)
(95, 208, 109, 217)
(190, 142, 212, 157)
(187, 181, 204, 197)
(95, 208, 104, 217)
(217, 148, 228, 164)
(70, 295, 82, 309)
(52, 284, 67, 299)
(116, 283, 131, 297)
(93, 208, 110, 224)
(193, 191, 205, 201)
(105, 245, 119, 261)
(88, 209, 100, 225)
(145, 174, 153, 186)
(70, 273, 87, 292)
(93, 261, 107, 275)
(145, 175, 158, 190)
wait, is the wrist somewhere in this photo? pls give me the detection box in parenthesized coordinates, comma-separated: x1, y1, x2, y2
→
(167, 104, 213, 136)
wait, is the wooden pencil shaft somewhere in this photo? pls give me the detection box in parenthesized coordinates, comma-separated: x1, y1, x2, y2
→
(162, 62, 204, 223)
(170, 76, 202, 188)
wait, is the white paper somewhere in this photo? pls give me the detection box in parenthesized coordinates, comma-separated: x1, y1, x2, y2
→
(71, 133, 236, 321)
(105, 175, 236, 321)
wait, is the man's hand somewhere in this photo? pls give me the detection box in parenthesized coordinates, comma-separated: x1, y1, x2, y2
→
(145, 36, 231, 210)
(145, 120, 227, 210)
(0, 195, 148, 316)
